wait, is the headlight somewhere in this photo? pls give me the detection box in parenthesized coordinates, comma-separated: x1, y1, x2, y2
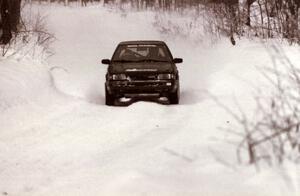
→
(158, 74, 174, 80)
(110, 74, 127, 80)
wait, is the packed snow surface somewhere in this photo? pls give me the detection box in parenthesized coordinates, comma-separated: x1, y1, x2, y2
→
(0, 3, 300, 196)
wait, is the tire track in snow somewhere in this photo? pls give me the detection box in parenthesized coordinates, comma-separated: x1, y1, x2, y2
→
(73, 108, 193, 190)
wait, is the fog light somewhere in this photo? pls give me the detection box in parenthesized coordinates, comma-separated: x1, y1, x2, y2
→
(159, 97, 168, 101)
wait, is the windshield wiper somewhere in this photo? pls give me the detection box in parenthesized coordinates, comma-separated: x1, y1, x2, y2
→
(134, 59, 170, 63)
(113, 59, 170, 63)
(112, 60, 137, 63)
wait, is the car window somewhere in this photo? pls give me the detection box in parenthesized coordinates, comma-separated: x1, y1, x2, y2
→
(112, 44, 171, 62)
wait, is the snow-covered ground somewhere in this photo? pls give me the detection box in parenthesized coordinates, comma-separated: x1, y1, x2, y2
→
(0, 3, 300, 196)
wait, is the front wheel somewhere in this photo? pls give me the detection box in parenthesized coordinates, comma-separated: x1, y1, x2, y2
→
(169, 89, 179, 104)
(105, 86, 115, 106)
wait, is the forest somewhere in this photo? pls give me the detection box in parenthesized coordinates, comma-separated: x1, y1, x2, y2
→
(0, 0, 299, 45)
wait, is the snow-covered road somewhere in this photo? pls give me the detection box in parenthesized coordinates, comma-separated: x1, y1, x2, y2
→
(0, 4, 299, 196)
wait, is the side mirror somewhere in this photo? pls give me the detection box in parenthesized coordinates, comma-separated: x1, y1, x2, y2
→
(102, 59, 111, 65)
(173, 58, 183, 64)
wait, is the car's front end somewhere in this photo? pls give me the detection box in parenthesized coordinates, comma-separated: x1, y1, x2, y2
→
(106, 70, 179, 99)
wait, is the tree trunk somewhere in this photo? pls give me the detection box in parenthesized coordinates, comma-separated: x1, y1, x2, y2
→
(246, 0, 256, 26)
(1, 0, 12, 44)
(288, 0, 299, 40)
(9, 0, 21, 32)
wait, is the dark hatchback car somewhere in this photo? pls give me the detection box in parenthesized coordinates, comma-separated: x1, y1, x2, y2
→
(102, 41, 182, 106)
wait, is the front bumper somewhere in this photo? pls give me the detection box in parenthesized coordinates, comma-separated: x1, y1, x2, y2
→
(106, 79, 179, 97)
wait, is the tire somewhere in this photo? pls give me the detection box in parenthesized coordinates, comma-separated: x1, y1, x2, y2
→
(105, 86, 115, 106)
(169, 89, 179, 104)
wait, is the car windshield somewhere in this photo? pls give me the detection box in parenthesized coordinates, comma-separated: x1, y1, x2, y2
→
(112, 44, 172, 62)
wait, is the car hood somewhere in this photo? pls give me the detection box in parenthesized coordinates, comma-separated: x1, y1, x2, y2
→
(109, 62, 174, 74)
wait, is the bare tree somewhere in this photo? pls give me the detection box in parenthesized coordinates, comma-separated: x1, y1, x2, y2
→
(0, 0, 21, 44)
(213, 43, 300, 168)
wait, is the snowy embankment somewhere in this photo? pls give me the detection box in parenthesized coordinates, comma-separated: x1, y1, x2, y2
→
(0, 3, 300, 196)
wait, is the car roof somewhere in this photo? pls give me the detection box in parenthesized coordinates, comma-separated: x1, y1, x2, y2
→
(118, 40, 167, 45)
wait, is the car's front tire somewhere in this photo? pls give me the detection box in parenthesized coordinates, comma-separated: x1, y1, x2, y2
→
(169, 89, 179, 104)
(105, 85, 115, 106)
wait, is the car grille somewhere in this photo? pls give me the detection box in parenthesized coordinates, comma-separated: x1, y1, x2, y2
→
(128, 74, 157, 81)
